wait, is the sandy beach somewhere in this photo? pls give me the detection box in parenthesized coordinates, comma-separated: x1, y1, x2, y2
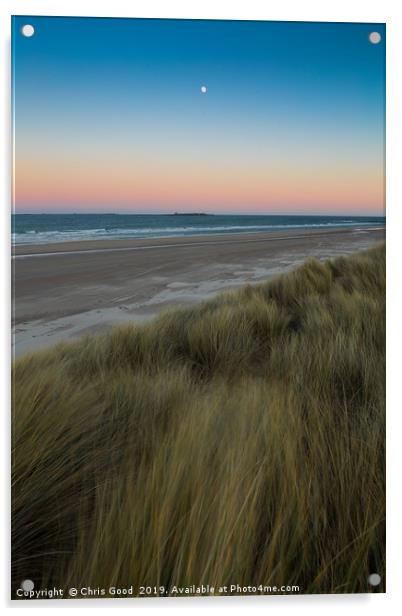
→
(12, 226, 384, 357)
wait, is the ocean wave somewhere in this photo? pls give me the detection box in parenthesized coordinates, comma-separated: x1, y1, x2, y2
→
(12, 220, 382, 245)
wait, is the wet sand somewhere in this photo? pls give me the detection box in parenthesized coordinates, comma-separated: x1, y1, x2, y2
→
(12, 227, 385, 357)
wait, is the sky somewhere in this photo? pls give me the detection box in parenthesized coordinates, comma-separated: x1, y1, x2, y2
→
(12, 17, 385, 216)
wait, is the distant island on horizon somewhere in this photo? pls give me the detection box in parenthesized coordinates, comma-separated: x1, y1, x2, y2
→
(172, 212, 211, 216)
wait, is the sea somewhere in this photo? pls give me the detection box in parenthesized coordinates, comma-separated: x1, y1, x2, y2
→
(11, 214, 385, 246)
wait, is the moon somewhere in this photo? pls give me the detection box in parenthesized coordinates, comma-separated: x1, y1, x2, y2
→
(200, 85, 207, 94)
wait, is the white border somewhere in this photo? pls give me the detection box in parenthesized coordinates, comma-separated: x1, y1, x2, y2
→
(2, 1, 401, 614)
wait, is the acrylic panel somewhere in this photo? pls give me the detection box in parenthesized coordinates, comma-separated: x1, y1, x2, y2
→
(11, 16, 385, 600)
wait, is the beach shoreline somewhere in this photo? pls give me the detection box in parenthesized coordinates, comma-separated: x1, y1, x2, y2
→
(12, 225, 384, 256)
(12, 226, 385, 358)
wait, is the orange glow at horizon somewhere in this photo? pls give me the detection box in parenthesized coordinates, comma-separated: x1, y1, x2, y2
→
(15, 154, 384, 215)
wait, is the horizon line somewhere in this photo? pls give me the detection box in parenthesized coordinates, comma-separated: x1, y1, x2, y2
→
(12, 212, 386, 217)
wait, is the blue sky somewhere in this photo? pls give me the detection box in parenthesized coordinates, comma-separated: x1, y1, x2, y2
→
(12, 17, 385, 214)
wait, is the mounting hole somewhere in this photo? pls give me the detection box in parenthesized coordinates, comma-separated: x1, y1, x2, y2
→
(368, 32, 381, 44)
(368, 573, 381, 586)
(21, 24, 35, 38)
(21, 579, 34, 592)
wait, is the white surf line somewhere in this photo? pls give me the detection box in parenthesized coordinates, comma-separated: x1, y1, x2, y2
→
(354, 227, 384, 231)
(12, 228, 384, 260)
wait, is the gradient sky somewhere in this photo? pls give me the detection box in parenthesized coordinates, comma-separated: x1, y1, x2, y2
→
(12, 17, 385, 215)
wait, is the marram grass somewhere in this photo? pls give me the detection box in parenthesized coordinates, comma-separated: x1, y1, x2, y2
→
(12, 244, 385, 596)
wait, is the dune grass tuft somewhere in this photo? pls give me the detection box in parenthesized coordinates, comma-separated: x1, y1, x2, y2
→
(12, 244, 385, 596)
